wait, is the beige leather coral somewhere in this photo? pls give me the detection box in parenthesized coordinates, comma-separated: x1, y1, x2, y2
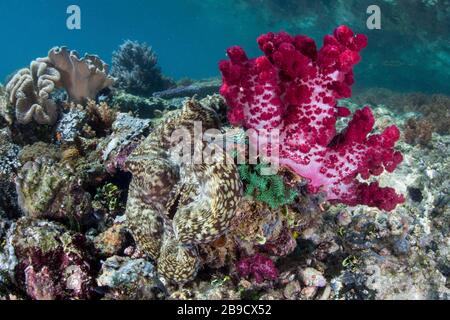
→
(38, 47, 115, 103)
(6, 47, 115, 125)
(6, 60, 60, 125)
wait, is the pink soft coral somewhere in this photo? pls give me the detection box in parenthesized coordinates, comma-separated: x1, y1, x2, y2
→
(219, 26, 404, 211)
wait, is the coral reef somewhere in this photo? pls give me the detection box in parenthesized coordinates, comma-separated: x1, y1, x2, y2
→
(8, 218, 94, 300)
(0, 17, 449, 301)
(125, 98, 242, 283)
(15, 158, 92, 229)
(111, 40, 174, 96)
(219, 26, 404, 211)
(0, 129, 21, 219)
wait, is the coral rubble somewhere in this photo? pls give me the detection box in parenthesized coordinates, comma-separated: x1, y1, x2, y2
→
(9, 218, 94, 300)
(16, 158, 92, 228)
(404, 118, 434, 147)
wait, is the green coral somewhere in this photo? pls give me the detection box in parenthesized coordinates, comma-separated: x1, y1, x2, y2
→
(19, 142, 61, 164)
(238, 163, 298, 209)
(93, 183, 124, 214)
(16, 158, 92, 229)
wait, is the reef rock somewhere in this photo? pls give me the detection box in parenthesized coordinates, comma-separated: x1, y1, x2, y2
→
(97, 256, 166, 300)
(0, 128, 21, 218)
(15, 157, 92, 228)
(99, 112, 152, 174)
(8, 218, 94, 300)
(152, 78, 221, 100)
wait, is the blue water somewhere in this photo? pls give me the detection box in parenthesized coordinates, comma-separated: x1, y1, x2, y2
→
(1, 0, 449, 94)
(0, 0, 267, 80)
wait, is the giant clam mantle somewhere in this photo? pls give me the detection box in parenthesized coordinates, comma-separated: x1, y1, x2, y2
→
(125, 98, 243, 283)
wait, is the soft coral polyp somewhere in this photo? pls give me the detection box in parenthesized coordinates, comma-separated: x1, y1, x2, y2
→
(219, 26, 404, 211)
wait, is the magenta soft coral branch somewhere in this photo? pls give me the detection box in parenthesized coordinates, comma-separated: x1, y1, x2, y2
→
(219, 26, 404, 211)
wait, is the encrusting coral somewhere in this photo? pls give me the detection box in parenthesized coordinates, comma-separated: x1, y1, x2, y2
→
(125, 98, 242, 283)
(111, 40, 174, 96)
(15, 157, 92, 229)
(96, 256, 166, 300)
(219, 25, 405, 211)
(404, 118, 433, 147)
(8, 218, 94, 300)
(236, 253, 278, 284)
(0, 85, 13, 125)
(0, 129, 21, 219)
